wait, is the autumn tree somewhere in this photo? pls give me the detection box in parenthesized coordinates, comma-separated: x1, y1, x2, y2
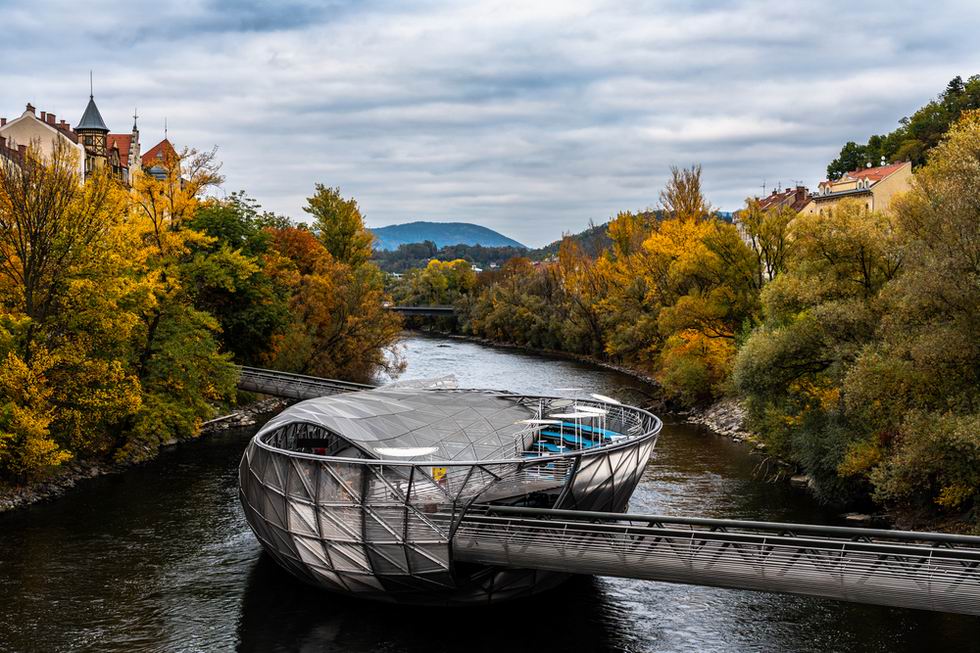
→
(659, 165, 712, 222)
(737, 198, 794, 287)
(0, 145, 141, 479)
(845, 111, 980, 518)
(305, 185, 374, 268)
(733, 199, 904, 502)
(266, 224, 402, 383)
(122, 146, 238, 460)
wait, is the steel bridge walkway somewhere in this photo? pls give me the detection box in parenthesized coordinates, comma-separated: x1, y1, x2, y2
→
(237, 366, 374, 400)
(385, 304, 456, 316)
(453, 506, 980, 616)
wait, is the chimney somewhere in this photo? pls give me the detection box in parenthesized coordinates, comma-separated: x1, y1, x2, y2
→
(47, 113, 56, 125)
(40, 111, 46, 122)
(1, 118, 6, 126)
(25, 103, 35, 115)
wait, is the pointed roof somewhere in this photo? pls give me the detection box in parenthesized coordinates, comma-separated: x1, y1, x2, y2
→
(77, 96, 109, 132)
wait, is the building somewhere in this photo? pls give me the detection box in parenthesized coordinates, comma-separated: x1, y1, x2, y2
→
(75, 93, 145, 185)
(140, 138, 177, 180)
(1, 91, 172, 186)
(800, 161, 912, 216)
(758, 185, 811, 213)
(0, 103, 86, 178)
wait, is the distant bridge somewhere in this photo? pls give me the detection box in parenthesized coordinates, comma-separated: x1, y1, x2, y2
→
(235, 366, 980, 615)
(384, 304, 457, 316)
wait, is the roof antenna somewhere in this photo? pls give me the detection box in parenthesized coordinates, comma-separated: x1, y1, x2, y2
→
(89, 70, 94, 98)
(133, 107, 138, 130)
(164, 117, 168, 140)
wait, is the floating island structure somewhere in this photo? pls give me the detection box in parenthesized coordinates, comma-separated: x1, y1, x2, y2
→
(239, 381, 661, 605)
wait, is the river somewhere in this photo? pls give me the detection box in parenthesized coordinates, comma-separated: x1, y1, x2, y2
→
(0, 334, 977, 652)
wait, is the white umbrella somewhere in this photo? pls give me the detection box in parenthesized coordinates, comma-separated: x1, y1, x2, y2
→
(590, 393, 621, 404)
(575, 404, 608, 440)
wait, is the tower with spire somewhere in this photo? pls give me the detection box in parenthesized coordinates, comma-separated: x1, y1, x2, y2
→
(75, 76, 110, 178)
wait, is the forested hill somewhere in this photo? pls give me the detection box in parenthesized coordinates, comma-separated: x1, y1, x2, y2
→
(528, 221, 615, 260)
(369, 221, 526, 250)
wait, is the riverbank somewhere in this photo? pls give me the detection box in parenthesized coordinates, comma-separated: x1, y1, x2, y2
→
(407, 330, 914, 525)
(0, 397, 289, 514)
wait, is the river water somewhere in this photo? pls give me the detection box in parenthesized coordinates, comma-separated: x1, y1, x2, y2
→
(0, 335, 977, 652)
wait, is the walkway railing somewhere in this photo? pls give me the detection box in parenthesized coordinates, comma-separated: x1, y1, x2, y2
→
(453, 506, 980, 615)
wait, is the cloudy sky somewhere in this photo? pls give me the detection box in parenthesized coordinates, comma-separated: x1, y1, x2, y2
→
(2, 1, 979, 246)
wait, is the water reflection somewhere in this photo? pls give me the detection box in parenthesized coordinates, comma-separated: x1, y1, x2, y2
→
(0, 335, 977, 652)
(237, 556, 625, 653)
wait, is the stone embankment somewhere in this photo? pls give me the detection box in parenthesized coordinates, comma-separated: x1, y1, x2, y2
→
(684, 397, 817, 489)
(684, 397, 884, 525)
(0, 397, 289, 514)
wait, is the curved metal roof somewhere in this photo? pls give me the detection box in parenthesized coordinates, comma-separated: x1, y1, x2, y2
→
(76, 96, 109, 132)
(257, 389, 535, 462)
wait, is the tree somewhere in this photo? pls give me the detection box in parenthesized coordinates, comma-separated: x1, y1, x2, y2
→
(737, 198, 794, 287)
(266, 225, 402, 383)
(0, 143, 125, 350)
(0, 145, 142, 479)
(187, 195, 292, 363)
(846, 110, 980, 517)
(304, 185, 374, 268)
(659, 165, 712, 222)
(123, 146, 238, 461)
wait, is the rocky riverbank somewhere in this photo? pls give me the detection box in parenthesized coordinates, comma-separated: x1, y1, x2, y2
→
(0, 397, 290, 514)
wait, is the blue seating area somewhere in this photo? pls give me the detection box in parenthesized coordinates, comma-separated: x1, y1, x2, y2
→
(531, 441, 567, 454)
(540, 430, 599, 448)
(557, 422, 620, 440)
(521, 419, 624, 458)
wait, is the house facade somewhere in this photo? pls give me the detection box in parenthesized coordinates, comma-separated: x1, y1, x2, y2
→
(0, 103, 86, 178)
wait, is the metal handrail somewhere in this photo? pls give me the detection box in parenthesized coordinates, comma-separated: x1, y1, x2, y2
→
(475, 505, 980, 547)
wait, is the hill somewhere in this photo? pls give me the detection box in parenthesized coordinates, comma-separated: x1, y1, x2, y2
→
(369, 221, 527, 251)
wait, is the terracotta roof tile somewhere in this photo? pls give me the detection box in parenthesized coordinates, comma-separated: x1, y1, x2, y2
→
(141, 138, 177, 167)
(846, 161, 907, 182)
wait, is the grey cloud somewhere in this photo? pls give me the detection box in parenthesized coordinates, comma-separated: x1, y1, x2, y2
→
(1, 0, 979, 245)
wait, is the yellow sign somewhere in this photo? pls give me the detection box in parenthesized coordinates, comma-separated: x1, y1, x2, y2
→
(432, 467, 447, 483)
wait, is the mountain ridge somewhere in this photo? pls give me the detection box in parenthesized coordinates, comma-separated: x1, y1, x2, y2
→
(369, 221, 526, 251)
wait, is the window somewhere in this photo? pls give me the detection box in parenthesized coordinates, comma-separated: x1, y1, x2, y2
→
(84, 135, 93, 146)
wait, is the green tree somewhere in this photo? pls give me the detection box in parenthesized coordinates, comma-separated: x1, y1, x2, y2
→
(304, 185, 374, 268)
